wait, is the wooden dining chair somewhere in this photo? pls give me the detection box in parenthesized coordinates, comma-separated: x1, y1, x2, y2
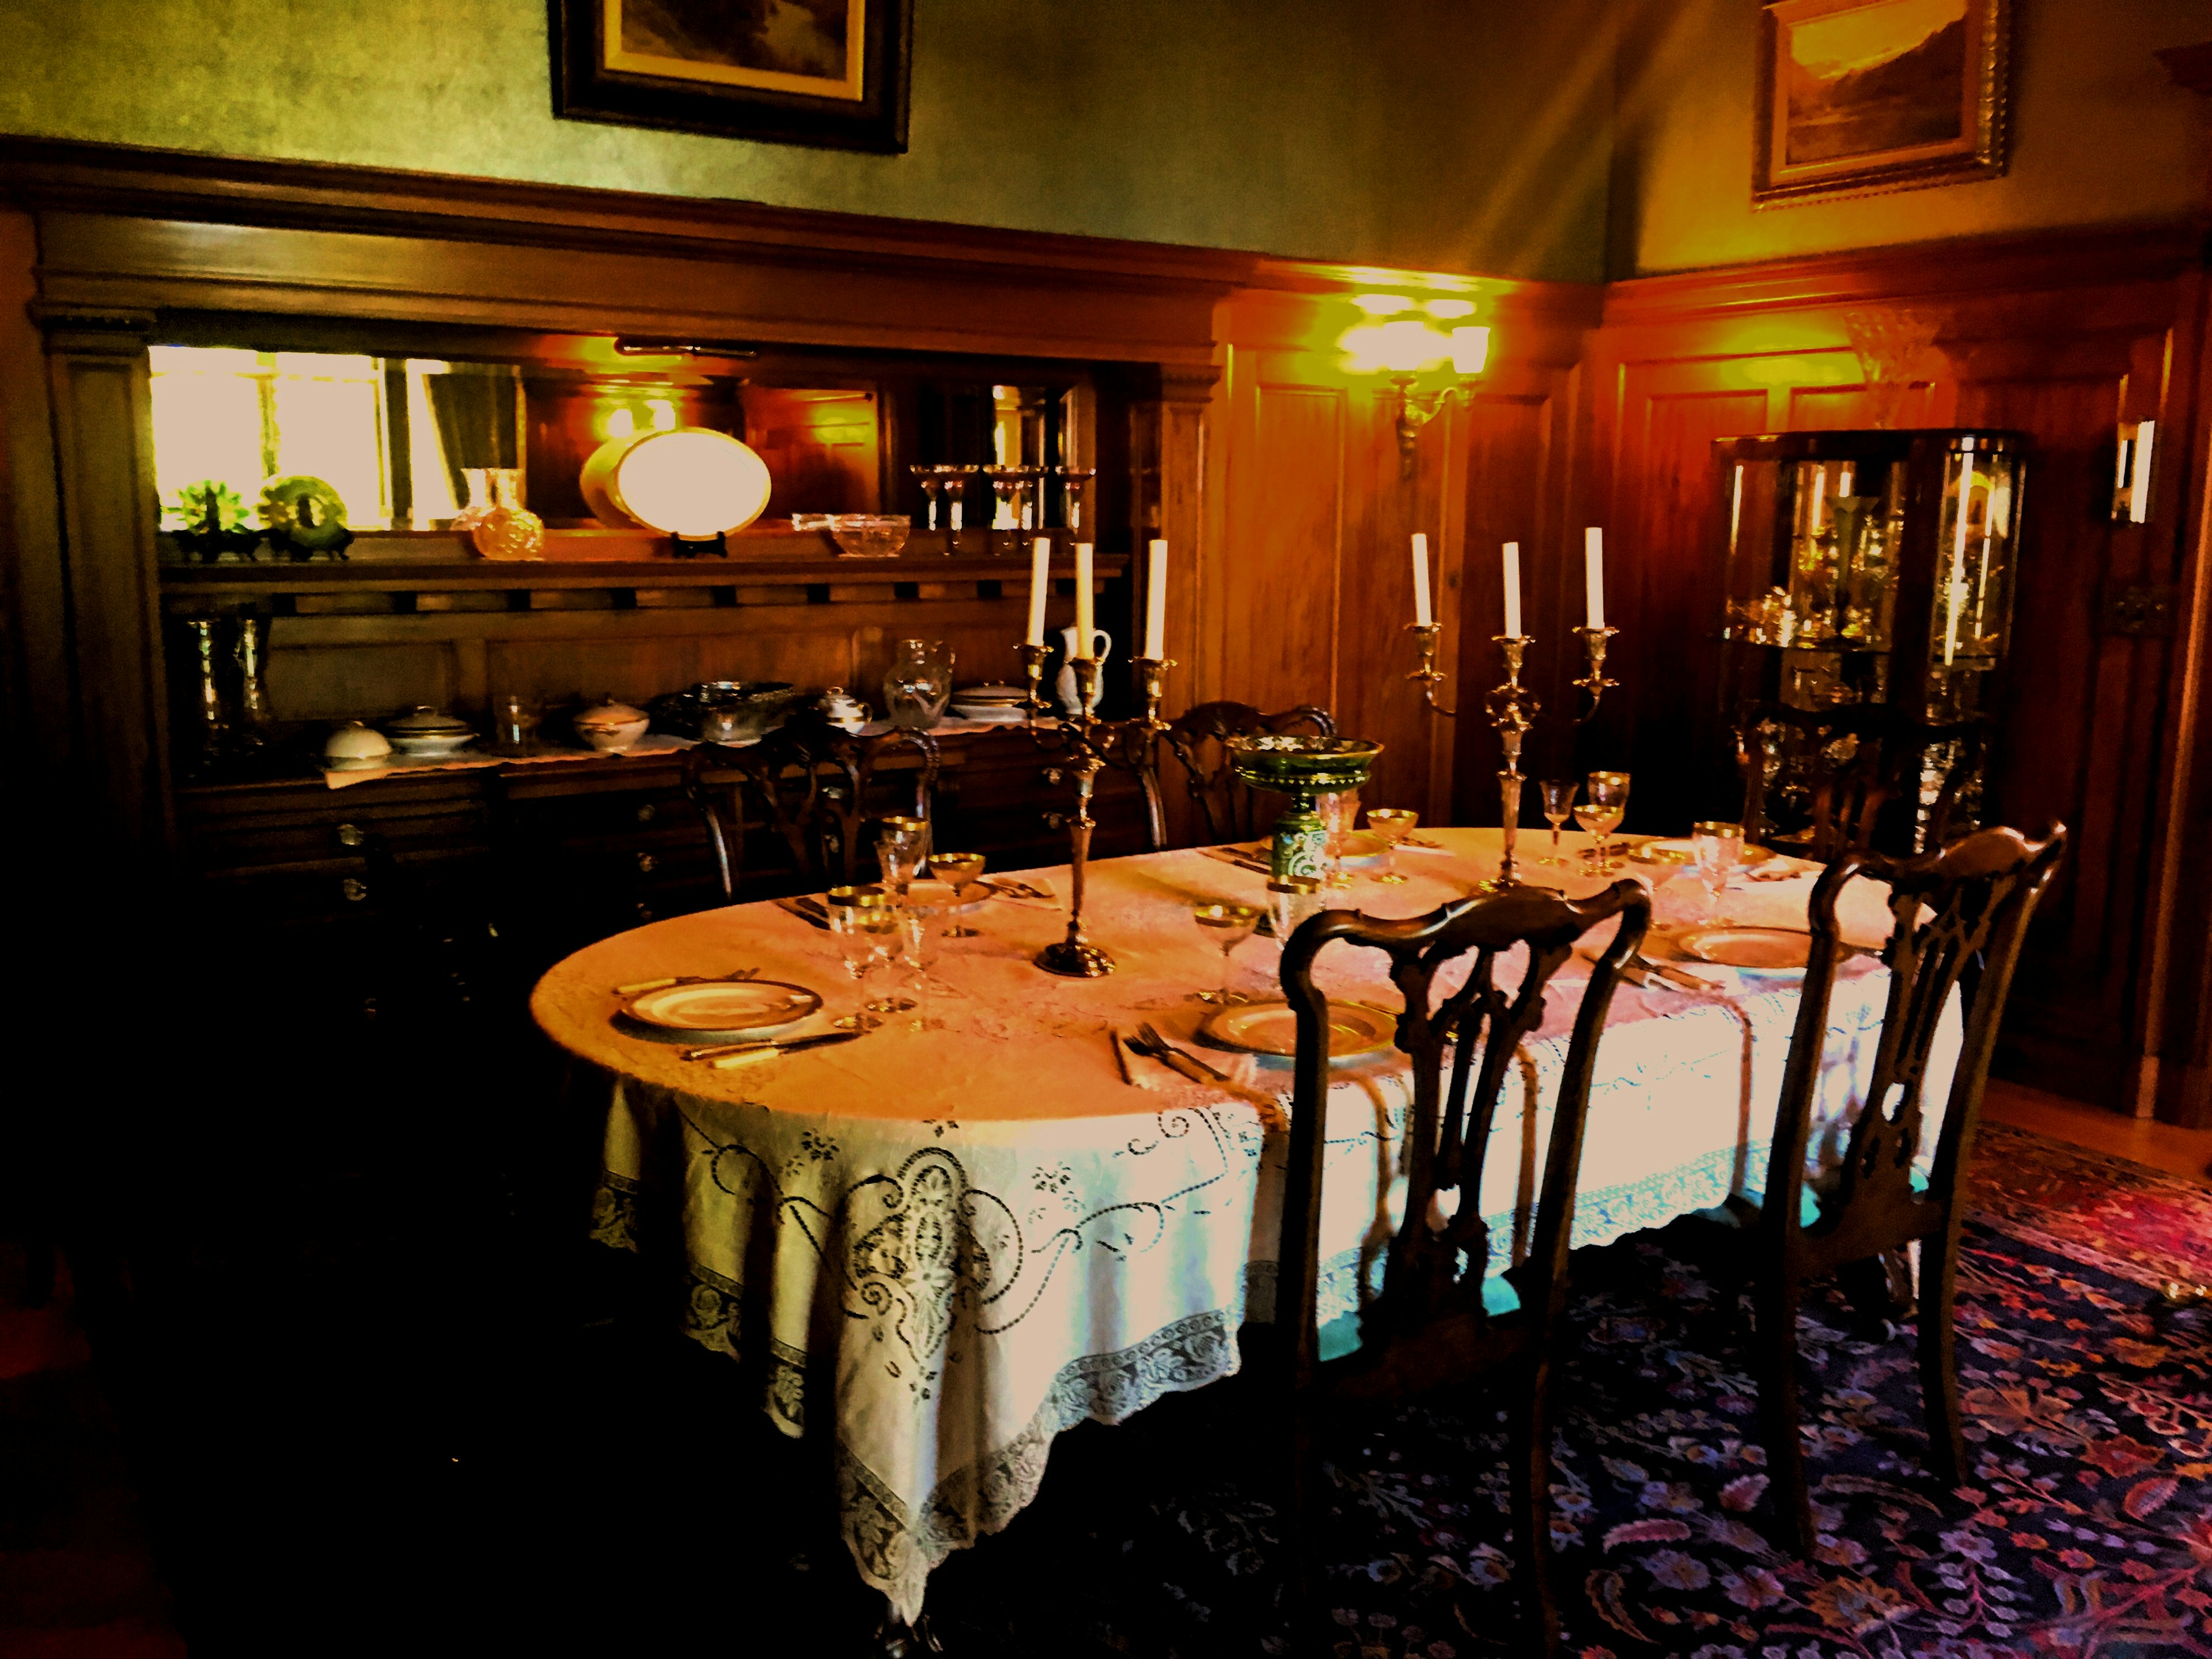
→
(1146, 700, 1334, 848)
(1271, 880, 1651, 1654)
(1694, 822, 2066, 1554)
(1736, 701, 1984, 858)
(683, 714, 940, 899)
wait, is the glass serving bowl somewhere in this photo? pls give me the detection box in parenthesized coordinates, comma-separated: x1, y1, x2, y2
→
(825, 514, 912, 559)
(1223, 734, 1384, 881)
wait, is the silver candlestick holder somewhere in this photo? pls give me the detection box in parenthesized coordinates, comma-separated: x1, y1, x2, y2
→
(1013, 641, 1175, 977)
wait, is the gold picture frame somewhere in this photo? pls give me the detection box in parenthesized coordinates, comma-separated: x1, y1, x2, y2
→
(1755, 0, 2009, 206)
(552, 0, 911, 154)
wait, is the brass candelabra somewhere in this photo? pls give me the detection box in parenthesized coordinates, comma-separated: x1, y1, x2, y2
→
(1013, 643, 1175, 976)
(1405, 622, 1623, 890)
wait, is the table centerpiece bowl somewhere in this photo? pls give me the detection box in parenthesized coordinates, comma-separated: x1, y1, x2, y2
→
(1224, 734, 1384, 880)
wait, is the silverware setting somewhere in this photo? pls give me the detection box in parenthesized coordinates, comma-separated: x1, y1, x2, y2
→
(613, 967, 759, 996)
(1632, 953, 1714, 993)
(682, 1029, 863, 1065)
(984, 877, 1054, 901)
(1129, 1021, 1231, 1084)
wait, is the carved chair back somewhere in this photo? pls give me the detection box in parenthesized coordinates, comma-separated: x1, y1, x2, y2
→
(1751, 822, 2066, 1542)
(1151, 700, 1334, 848)
(1271, 882, 1649, 1651)
(1737, 701, 1984, 857)
(683, 714, 940, 899)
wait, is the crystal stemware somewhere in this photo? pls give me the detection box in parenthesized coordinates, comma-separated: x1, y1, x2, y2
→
(827, 887, 891, 1029)
(894, 907, 942, 1032)
(1265, 877, 1322, 948)
(1691, 820, 1744, 925)
(876, 814, 931, 903)
(1364, 808, 1418, 883)
(1577, 771, 1630, 873)
(1191, 902, 1263, 1005)
(1316, 789, 1362, 889)
(928, 851, 986, 939)
(1537, 779, 1576, 864)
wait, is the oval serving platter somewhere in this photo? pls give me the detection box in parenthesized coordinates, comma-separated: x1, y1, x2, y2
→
(1199, 998, 1397, 1060)
(620, 978, 822, 1041)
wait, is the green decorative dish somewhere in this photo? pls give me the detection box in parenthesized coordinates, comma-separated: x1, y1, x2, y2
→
(1224, 734, 1383, 880)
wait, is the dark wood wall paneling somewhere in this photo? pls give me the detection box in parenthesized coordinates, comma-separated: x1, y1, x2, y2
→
(3, 140, 2208, 1124)
(1584, 224, 2212, 1120)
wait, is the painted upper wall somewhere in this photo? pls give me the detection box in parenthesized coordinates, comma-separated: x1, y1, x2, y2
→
(0, 0, 1615, 283)
(1613, 0, 2211, 276)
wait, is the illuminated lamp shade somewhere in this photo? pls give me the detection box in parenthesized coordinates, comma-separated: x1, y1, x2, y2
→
(1352, 293, 1411, 315)
(1377, 319, 1441, 374)
(1449, 326, 1491, 376)
(580, 428, 772, 540)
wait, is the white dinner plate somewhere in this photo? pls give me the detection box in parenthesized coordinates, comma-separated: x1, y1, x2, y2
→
(1628, 838, 1778, 867)
(621, 978, 822, 1037)
(1199, 999, 1397, 1060)
(1674, 926, 1812, 974)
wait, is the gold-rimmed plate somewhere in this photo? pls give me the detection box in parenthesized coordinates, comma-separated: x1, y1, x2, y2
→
(1199, 998, 1397, 1060)
(1674, 926, 1812, 974)
(1628, 838, 1778, 867)
(621, 978, 823, 1039)
(900, 878, 993, 914)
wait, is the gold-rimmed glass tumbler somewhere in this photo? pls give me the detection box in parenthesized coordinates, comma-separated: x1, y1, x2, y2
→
(1191, 901, 1263, 1004)
(826, 888, 891, 1029)
(1365, 808, 1418, 883)
(1577, 771, 1630, 872)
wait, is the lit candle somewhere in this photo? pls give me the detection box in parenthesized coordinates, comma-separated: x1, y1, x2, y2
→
(1411, 533, 1433, 628)
(1025, 535, 1050, 647)
(1073, 541, 1095, 656)
(1502, 540, 1522, 638)
(1144, 538, 1168, 661)
(1943, 456, 1973, 666)
(1584, 527, 1606, 631)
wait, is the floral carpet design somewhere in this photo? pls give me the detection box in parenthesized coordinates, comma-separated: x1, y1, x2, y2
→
(919, 1132, 2212, 1658)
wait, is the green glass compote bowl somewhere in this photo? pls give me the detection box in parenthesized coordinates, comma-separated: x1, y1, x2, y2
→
(1224, 734, 1384, 880)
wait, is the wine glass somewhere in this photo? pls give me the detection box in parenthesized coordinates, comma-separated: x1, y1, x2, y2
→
(894, 907, 942, 1032)
(827, 888, 892, 1029)
(1365, 808, 1418, 883)
(1191, 901, 1263, 1004)
(1537, 779, 1576, 864)
(927, 851, 986, 939)
(876, 815, 931, 903)
(1316, 789, 1361, 888)
(1691, 820, 1744, 925)
(1577, 771, 1630, 872)
(1264, 877, 1322, 948)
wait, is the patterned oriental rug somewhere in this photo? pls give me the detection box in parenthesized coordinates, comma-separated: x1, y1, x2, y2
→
(914, 1126, 2212, 1658)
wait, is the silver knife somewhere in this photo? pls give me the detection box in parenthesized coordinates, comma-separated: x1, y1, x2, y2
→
(683, 1031, 861, 1063)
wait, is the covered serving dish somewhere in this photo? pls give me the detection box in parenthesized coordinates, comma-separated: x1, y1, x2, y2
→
(574, 696, 651, 753)
(384, 705, 477, 757)
(323, 719, 393, 771)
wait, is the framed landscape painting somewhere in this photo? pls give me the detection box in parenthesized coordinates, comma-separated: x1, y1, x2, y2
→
(552, 0, 912, 154)
(1755, 0, 2009, 204)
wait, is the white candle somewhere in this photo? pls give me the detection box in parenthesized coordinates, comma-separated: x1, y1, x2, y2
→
(1073, 541, 1095, 655)
(1144, 537, 1168, 660)
(1584, 527, 1606, 631)
(1025, 536, 1050, 647)
(1411, 533, 1433, 628)
(1502, 540, 1522, 638)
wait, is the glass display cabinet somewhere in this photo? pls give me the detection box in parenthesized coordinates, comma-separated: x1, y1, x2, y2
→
(1713, 429, 2025, 851)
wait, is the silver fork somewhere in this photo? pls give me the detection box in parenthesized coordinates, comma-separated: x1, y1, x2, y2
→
(1133, 1021, 1231, 1084)
(613, 966, 759, 996)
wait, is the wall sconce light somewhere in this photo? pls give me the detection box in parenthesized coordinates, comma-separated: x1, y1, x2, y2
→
(1344, 296, 1490, 479)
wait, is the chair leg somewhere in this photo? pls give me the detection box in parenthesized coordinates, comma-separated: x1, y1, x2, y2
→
(1916, 1225, 1967, 1489)
(1752, 1270, 1816, 1555)
(1508, 1377, 1562, 1657)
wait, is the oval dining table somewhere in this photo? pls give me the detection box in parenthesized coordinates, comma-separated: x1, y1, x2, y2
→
(530, 827, 1956, 1627)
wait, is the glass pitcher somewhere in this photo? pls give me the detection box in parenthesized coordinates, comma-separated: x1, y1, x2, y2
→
(882, 639, 955, 731)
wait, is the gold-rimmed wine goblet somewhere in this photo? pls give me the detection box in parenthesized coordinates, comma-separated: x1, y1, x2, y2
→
(1365, 808, 1418, 884)
(927, 851, 986, 940)
(1577, 771, 1630, 873)
(1191, 901, 1263, 1005)
(876, 815, 931, 905)
(1691, 820, 1744, 925)
(1316, 789, 1362, 889)
(1537, 779, 1576, 865)
(894, 904, 944, 1032)
(826, 885, 892, 1029)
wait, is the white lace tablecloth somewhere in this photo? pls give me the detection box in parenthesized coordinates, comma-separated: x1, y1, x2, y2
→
(531, 829, 1957, 1624)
